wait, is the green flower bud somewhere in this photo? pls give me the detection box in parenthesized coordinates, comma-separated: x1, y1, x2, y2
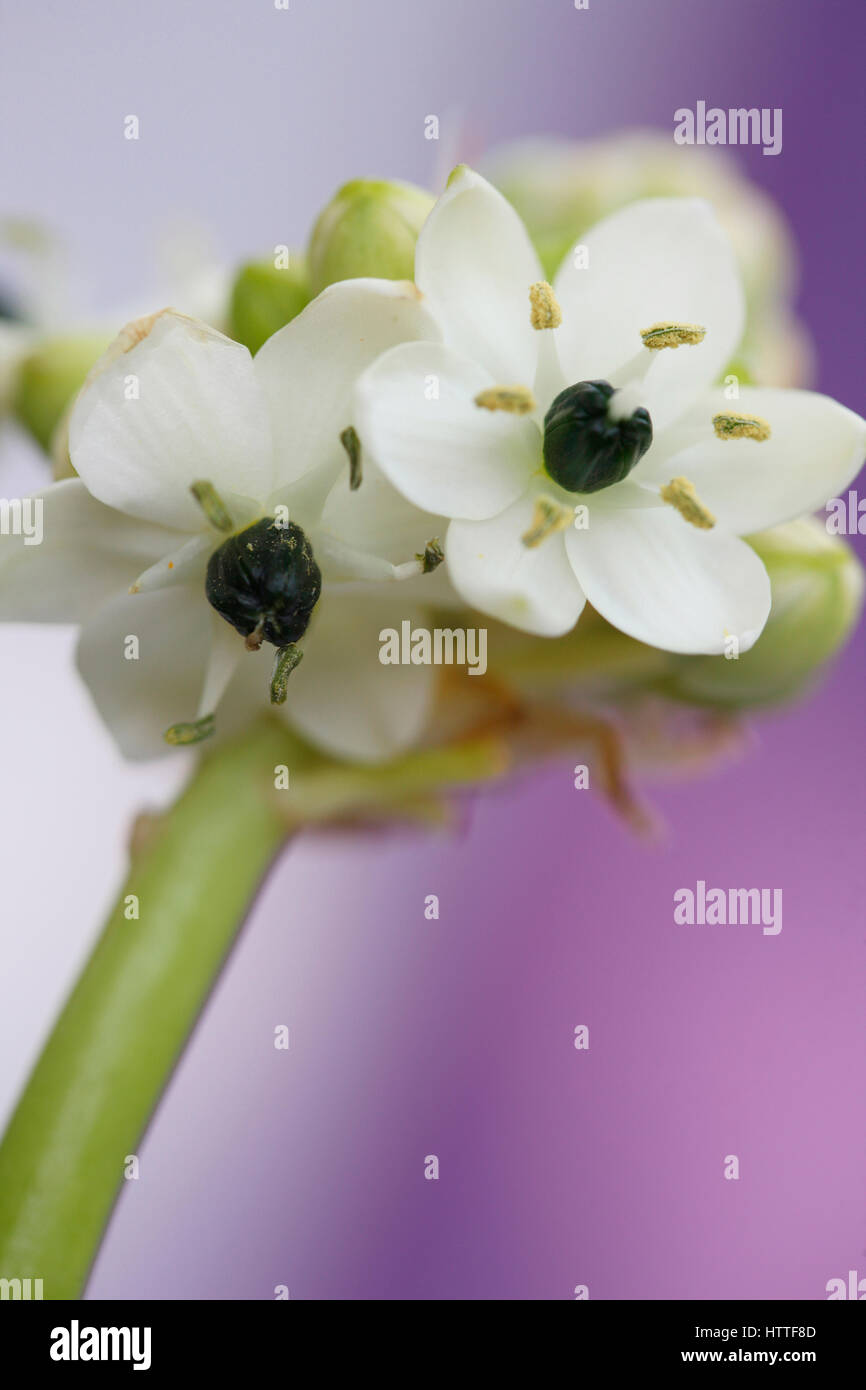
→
(12, 332, 110, 453)
(228, 256, 311, 355)
(307, 178, 434, 294)
(665, 518, 864, 708)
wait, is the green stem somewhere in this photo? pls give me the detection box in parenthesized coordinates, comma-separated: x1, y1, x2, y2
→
(0, 718, 301, 1299)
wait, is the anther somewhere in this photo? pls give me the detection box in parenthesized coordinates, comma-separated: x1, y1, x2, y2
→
(190, 480, 234, 532)
(660, 476, 716, 529)
(529, 281, 562, 330)
(712, 413, 771, 442)
(474, 385, 537, 414)
(522, 495, 574, 548)
(164, 713, 216, 746)
(340, 425, 363, 490)
(270, 644, 304, 704)
(415, 538, 445, 573)
(640, 322, 706, 350)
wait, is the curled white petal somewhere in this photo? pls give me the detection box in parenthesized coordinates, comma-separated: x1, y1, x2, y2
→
(69, 309, 274, 531)
(255, 278, 442, 492)
(416, 166, 544, 385)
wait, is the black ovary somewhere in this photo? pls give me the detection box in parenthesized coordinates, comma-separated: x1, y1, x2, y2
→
(542, 379, 652, 494)
(206, 518, 322, 647)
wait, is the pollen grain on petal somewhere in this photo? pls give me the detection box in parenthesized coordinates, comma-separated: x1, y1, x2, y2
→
(529, 281, 562, 330)
(640, 322, 706, 350)
(660, 476, 716, 530)
(712, 412, 772, 442)
(474, 385, 536, 415)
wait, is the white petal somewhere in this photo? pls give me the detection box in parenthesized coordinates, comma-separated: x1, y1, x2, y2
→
(129, 532, 213, 594)
(447, 497, 586, 636)
(566, 506, 770, 654)
(197, 612, 244, 719)
(0, 479, 183, 623)
(639, 388, 866, 535)
(68, 310, 274, 530)
(279, 596, 436, 763)
(553, 198, 744, 431)
(416, 166, 544, 384)
(76, 584, 212, 759)
(254, 278, 442, 491)
(316, 457, 444, 569)
(355, 340, 540, 520)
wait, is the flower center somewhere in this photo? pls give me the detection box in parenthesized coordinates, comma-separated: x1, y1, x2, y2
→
(542, 379, 653, 494)
(205, 517, 322, 650)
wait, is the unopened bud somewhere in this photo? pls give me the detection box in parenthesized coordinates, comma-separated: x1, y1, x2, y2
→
(307, 179, 434, 294)
(228, 257, 311, 355)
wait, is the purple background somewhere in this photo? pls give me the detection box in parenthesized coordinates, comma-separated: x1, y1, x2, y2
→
(2, 0, 864, 1299)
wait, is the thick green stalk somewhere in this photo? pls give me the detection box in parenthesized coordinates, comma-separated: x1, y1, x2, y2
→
(0, 719, 299, 1299)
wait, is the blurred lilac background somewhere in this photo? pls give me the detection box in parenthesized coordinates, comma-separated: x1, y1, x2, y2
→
(1, 0, 864, 1299)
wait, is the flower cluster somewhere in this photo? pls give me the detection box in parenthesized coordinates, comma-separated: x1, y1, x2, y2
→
(0, 162, 863, 777)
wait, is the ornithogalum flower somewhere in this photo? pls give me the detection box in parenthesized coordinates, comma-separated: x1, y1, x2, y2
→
(355, 167, 866, 654)
(0, 286, 449, 761)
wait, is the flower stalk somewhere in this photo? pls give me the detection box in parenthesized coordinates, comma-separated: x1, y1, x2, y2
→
(0, 719, 307, 1298)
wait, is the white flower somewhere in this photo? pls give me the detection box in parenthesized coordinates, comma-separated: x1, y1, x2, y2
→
(0, 285, 449, 762)
(355, 168, 866, 654)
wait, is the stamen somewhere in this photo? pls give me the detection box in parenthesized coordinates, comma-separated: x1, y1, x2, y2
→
(660, 476, 716, 530)
(712, 412, 771, 442)
(529, 281, 562, 330)
(522, 495, 574, 548)
(315, 525, 439, 581)
(190, 480, 234, 533)
(640, 322, 706, 350)
(164, 713, 215, 746)
(415, 538, 444, 573)
(474, 385, 536, 415)
(245, 617, 266, 651)
(340, 425, 363, 490)
(270, 643, 304, 704)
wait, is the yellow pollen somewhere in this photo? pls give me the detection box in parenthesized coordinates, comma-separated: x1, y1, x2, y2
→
(660, 476, 716, 530)
(529, 281, 562, 330)
(521, 495, 574, 548)
(712, 412, 772, 442)
(640, 321, 706, 350)
(474, 385, 537, 415)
